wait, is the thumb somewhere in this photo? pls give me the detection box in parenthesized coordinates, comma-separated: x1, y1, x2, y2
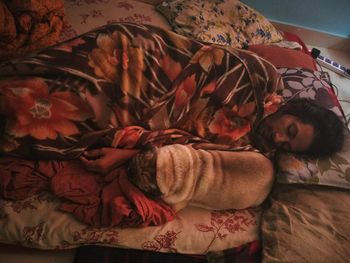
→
(83, 148, 104, 158)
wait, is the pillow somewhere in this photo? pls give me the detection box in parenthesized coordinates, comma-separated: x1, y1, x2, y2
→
(262, 184, 350, 262)
(248, 45, 316, 70)
(61, 0, 171, 41)
(282, 31, 312, 56)
(276, 68, 350, 190)
(156, 0, 283, 48)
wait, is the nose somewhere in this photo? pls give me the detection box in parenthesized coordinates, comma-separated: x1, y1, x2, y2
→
(274, 131, 289, 146)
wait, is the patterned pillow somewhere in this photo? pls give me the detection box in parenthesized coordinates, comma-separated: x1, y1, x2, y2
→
(276, 68, 350, 190)
(156, 0, 283, 48)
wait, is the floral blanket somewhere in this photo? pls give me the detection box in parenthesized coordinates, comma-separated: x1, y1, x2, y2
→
(0, 0, 65, 61)
(0, 22, 283, 227)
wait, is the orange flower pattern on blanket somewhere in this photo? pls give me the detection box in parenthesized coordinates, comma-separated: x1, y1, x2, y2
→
(111, 126, 145, 148)
(263, 93, 284, 116)
(0, 78, 93, 140)
(160, 55, 183, 82)
(174, 74, 197, 110)
(88, 31, 145, 99)
(209, 108, 251, 143)
(190, 45, 225, 73)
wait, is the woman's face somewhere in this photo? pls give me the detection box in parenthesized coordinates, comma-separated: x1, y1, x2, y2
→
(258, 113, 315, 153)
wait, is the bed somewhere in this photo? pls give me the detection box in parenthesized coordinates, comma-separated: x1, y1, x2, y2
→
(0, 1, 349, 262)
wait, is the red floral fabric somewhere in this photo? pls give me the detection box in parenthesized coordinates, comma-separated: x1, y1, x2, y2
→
(0, 157, 175, 227)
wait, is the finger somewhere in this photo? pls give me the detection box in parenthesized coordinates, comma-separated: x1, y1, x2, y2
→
(80, 155, 99, 172)
(83, 148, 103, 158)
(80, 155, 111, 174)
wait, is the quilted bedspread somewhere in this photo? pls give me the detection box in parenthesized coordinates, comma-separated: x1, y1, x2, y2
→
(0, 22, 283, 227)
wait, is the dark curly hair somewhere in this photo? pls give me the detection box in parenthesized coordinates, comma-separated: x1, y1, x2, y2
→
(279, 98, 346, 158)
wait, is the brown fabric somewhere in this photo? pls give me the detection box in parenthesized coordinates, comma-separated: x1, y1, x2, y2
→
(0, 2, 16, 42)
(0, 0, 65, 61)
(261, 184, 350, 263)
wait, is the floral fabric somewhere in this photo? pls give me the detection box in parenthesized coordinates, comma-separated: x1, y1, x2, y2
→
(276, 68, 350, 190)
(156, 0, 283, 48)
(0, 23, 283, 160)
(0, 192, 261, 253)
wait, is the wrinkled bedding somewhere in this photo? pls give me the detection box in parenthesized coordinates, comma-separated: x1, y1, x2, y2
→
(0, 22, 283, 227)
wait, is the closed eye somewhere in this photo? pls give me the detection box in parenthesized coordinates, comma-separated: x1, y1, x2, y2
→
(288, 123, 297, 139)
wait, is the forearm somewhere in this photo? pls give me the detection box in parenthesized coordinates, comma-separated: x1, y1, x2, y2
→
(80, 147, 141, 174)
(117, 148, 141, 162)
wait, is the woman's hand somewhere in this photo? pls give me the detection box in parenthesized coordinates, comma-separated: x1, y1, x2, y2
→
(80, 147, 140, 174)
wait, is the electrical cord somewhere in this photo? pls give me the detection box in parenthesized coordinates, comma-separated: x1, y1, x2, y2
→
(313, 55, 350, 127)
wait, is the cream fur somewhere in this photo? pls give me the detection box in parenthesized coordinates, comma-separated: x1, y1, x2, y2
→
(156, 144, 275, 212)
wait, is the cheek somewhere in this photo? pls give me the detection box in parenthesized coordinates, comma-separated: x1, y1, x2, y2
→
(270, 119, 285, 133)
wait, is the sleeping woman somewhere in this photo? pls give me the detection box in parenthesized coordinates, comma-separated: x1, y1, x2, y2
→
(0, 23, 345, 226)
(81, 98, 344, 212)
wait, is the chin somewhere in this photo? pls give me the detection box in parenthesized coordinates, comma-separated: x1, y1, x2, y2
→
(249, 130, 273, 153)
